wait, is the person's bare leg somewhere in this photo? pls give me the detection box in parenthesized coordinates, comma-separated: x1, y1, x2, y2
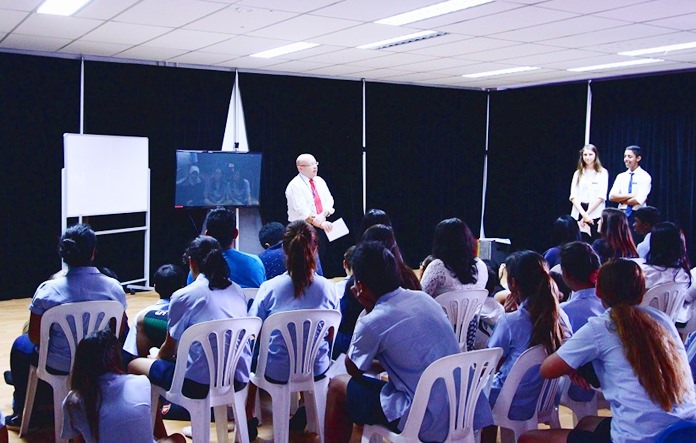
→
(325, 375, 354, 443)
(576, 415, 606, 432)
(157, 433, 186, 443)
(519, 429, 571, 443)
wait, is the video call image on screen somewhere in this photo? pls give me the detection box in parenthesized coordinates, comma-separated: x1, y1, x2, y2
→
(175, 150, 262, 208)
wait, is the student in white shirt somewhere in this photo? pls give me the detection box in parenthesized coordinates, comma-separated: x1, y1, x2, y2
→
(569, 144, 609, 240)
(609, 145, 652, 226)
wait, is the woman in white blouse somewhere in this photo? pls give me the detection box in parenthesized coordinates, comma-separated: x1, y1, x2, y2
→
(569, 144, 609, 240)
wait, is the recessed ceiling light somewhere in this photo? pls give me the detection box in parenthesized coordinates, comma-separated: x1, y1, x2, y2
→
(376, 0, 494, 26)
(462, 66, 540, 78)
(567, 58, 663, 72)
(250, 42, 319, 59)
(357, 31, 446, 50)
(618, 41, 696, 57)
(37, 0, 91, 16)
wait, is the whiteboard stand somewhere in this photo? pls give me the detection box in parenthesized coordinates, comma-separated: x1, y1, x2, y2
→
(62, 134, 152, 291)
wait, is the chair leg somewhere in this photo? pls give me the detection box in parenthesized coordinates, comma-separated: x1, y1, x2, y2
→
(190, 403, 211, 443)
(270, 389, 291, 443)
(18, 367, 38, 437)
(232, 386, 250, 443)
(52, 383, 69, 443)
(254, 389, 263, 425)
(213, 405, 229, 443)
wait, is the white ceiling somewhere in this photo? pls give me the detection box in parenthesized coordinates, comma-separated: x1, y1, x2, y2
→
(1, 0, 695, 89)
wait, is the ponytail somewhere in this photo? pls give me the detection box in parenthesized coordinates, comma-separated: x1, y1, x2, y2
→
(185, 236, 231, 290)
(283, 221, 317, 297)
(599, 259, 693, 411)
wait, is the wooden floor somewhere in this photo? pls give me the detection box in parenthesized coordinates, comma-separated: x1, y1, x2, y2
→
(0, 292, 594, 442)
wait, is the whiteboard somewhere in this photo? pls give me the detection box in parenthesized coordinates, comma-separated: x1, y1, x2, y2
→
(64, 133, 149, 216)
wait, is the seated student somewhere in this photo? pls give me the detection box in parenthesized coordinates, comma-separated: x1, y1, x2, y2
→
(335, 245, 355, 299)
(128, 236, 250, 421)
(122, 264, 185, 362)
(522, 259, 696, 443)
(325, 241, 492, 443)
(6, 224, 128, 430)
(559, 242, 605, 332)
(591, 208, 638, 264)
(483, 251, 571, 443)
(543, 215, 582, 268)
(633, 206, 660, 259)
(420, 218, 489, 297)
(258, 221, 324, 280)
(188, 207, 265, 288)
(246, 220, 339, 438)
(63, 329, 184, 443)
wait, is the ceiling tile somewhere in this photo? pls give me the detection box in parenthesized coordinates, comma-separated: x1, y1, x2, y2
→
(145, 29, 231, 50)
(439, 5, 577, 37)
(0, 33, 71, 51)
(246, 14, 360, 40)
(0, 9, 29, 32)
(203, 35, 290, 56)
(117, 44, 189, 60)
(14, 14, 103, 40)
(183, 5, 297, 34)
(75, 0, 141, 20)
(114, 0, 227, 27)
(597, 0, 696, 22)
(60, 39, 133, 57)
(0, 0, 41, 12)
(83, 22, 172, 45)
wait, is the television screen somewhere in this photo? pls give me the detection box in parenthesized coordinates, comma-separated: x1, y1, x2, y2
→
(175, 150, 262, 208)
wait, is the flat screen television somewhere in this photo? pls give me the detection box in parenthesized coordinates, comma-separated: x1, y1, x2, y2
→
(174, 150, 262, 208)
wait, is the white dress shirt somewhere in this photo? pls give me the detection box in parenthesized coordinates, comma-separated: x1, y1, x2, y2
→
(285, 173, 334, 222)
(609, 166, 651, 209)
(569, 168, 609, 219)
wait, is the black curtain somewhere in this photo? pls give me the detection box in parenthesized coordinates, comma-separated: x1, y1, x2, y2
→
(240, 73, 363, 277)
(590, 71, 696, 260)
(485, 83, 588, 254)
(0, 54, 80, 300)
(365, 82, 487, 268)
(84, 61, 234, 281)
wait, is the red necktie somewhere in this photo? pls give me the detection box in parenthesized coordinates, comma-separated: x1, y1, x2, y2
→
(310, 178, 323, 214)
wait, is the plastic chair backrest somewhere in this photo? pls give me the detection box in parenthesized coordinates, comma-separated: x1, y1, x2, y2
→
(435, 289, 488, 351)
(655, 419, 696, 443)
(255, 309, 341, 385)
(640, 282, 689, 320)
(37, 300, 125, 378)
(493, 345, 557, 423)
(242, 287, 259, 304)
(166, 317, 262, 403)
(399, 348, 503, 442)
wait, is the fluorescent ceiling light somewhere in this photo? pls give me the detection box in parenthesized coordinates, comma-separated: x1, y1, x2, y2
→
(37, 0, 91, 16)
(357, 31, 445, 50)
(567, 58, 663, 72)
(250, 42, 319, 59)
(376, 0, 494, 26)
(462, 66, 540, 78)
(618, 41, 696, 56)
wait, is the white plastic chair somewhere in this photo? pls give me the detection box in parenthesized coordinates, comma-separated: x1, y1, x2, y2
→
(491, 345, 561, 443)
(641, 282, 689, 321)
(250, 309, 341, 443)
(150, 317, 262, 443)
(435, 289, 488, 352)
(362, 348, 503, 443)
(20, 300, 124, 443)
(558, 376, 598, 426)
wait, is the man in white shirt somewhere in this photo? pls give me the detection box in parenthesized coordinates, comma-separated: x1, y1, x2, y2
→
(609, 145, 651, 225)
(285, 153, 334, 232)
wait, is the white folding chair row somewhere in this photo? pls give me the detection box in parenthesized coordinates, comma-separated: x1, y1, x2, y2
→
(21, 300, 125, 443)
(640, 281, 689, 321)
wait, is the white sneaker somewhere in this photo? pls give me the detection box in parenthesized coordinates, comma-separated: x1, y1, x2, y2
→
(181, 424, 236, 438)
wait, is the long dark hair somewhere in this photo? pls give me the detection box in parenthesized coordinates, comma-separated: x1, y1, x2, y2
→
(507, 251, 565, 354)
(599, 208, 638, 260)
(362, 224, 421, 290)
(357, 208, 392, 242)
(432, 218, 478, 285)
(184, 236, 231, 290)
(59, 224, 96, 267)
(283, 220, 317, 297)
(69, 329, 124, 442)
(597, 259, 692, 411)
(550, 215, 581, 247)
(647, 222, 692, 286)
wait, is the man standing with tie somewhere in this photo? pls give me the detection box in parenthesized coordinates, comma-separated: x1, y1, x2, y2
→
(609, 145, 652, 231)
(286, 153, 335, 232)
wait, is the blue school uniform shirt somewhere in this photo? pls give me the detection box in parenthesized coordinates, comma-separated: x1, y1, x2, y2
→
(168, 274, 250, 385)
(557, 307, 696, 443)
(561, 287, 606, 332)
(349, 287, 491, 442)
(686, 331, 696, 384)
(29, 266, 127, 372)
(487, 300, 571, 419)
(248, 272, 339, 382)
